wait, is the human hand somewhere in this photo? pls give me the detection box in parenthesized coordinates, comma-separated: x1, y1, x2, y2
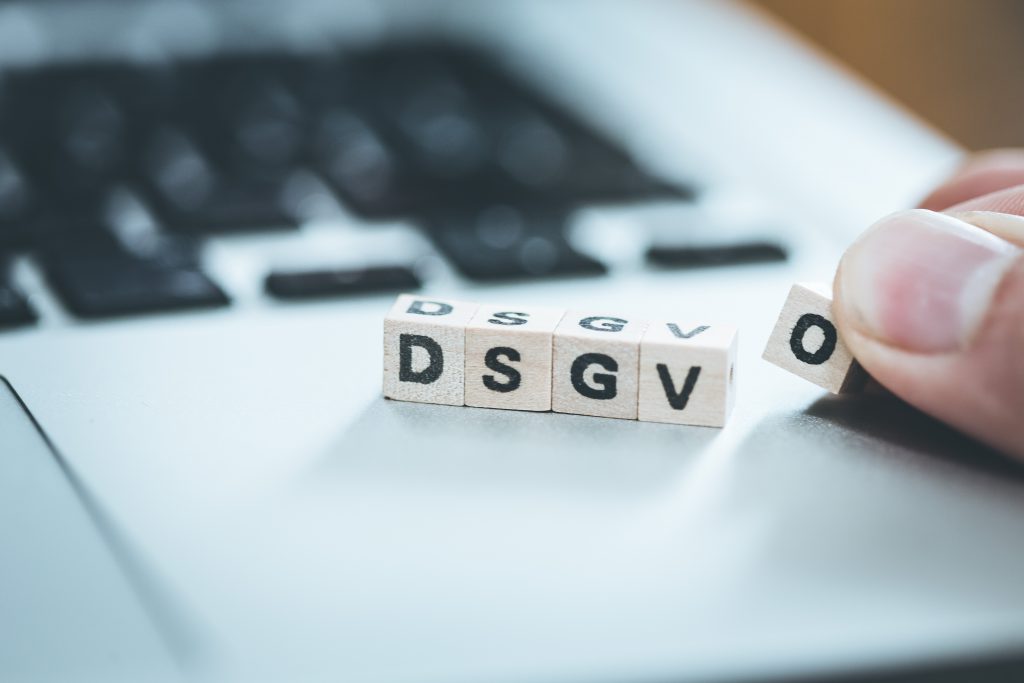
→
(833, 150, 1024, 459)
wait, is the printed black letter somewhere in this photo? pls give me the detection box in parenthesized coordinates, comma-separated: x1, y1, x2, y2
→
(570, 353, 618, 400)
(407, 300, 453, 316)
(399, 334, 443, 384)
(789, 313, 837, 365)
(579, 317, 627, 333)
(666, 323, 709, 339)
(483, 347, 522, 393)
(656, 364, 701, 410)
(488, 311, 529, 326)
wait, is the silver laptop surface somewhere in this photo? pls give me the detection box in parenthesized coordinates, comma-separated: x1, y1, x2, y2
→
(2, 1, 1023, 682)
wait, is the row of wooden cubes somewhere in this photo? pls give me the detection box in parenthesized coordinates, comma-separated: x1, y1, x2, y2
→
(383, 294, 738, 427)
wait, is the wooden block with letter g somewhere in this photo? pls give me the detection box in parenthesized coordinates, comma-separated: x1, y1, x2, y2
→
(383, 294, 478, 405)
(552, 312, 649, 419)
(638, 322, 738, 427)
(464, 304, 566, 412)
(762, 283, 867, 393)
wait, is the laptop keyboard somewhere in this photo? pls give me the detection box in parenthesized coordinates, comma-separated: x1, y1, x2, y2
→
(0, 43, 783, 329)
(0, 260, 35, 329)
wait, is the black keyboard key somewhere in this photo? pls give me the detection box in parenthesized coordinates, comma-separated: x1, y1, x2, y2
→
(3, 73, 129, 198)
(311, 109, 423, 218)
(281, 54, 357, 111)
(0, 265, 36, 330)
(484, 99, 686, 203)
(228, 80, 305, 171)
(40, 241, 229, 319)
(383, 62, 487, 180)
(0, 67, 165, 243)
(265, 265, 421, 300)
(440, 46, 693, 203)
(57, 83, 127, 177)
(422, 206, 606, 281)
(139, 128, 296, 233)
(0, 150, 35, 248)
(491, 104, 571, 190)
(646, 241, 788, 268)
(0, 149, 110, 247)
(177, 58, 308, 175)
(341, 45, 692, 212)
(335, 51, 491, 202)
(148, 178, 296, 234)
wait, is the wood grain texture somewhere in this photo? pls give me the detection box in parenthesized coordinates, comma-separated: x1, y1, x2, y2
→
(464, 304, 566, 412)
(762, 283, 867, 394)
(638, 322, 738, 427)
(551, 311, 649, 420)
(756, 0, 1024, 150)
(383, 294, 478, 406)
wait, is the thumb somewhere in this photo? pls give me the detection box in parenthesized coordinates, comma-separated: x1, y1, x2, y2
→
(833, 206, 1024, 459)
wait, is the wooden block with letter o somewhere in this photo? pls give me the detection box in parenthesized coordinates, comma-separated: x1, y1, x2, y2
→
(383, 294, 478, 405)
(465, 304, 566, 412)
(638, 322, 738, 427)
(762, 283, 867, 394)
(552, 312, 649, 420)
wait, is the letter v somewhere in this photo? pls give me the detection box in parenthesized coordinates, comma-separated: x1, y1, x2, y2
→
(666, 323, 709, 339)
(656, 364, 701, 410)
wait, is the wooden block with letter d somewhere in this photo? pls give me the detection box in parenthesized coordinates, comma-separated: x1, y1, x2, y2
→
(638, 322, 738, 427)
(762, 283, 867, 394)
(552, 312, 649, 420)
(383, 294, 478, 405)
(464, 304, 566, 411)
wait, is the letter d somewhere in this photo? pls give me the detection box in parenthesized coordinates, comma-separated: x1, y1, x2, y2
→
(407, 300, 453, 316)
(399, 334, 444, 384)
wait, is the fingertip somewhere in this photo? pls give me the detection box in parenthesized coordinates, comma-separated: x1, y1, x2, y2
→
(920, 149, 1024, 210)
(835, 209, 1018, 353)
(833, 211, 1024, 459)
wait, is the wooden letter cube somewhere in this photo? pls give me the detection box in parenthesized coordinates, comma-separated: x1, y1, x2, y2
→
(552, 312, 649, 420)
(638, 322, 738, 427)
(383, 294, 478, 405)
(762, 283, 867, 394)
(464, 304, 566, 412)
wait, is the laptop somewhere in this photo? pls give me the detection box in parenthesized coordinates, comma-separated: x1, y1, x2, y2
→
(3, 1, 1024, 681)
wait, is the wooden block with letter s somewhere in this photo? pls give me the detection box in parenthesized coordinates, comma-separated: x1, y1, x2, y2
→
(464, 304, 566, 412)
(762, 283, 867, 394)
(383, 294, 478, 405)
(638, 321, 738, 427)
(551, 312, 649, 420)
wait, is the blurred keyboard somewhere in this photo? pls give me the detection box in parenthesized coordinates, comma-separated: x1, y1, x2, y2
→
(0, 43, 781, 329)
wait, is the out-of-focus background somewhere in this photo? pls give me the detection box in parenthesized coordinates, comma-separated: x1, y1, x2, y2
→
(756, 0, 1024, 151)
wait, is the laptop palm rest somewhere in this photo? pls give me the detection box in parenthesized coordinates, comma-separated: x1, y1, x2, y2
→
(0, 378, 180, 682)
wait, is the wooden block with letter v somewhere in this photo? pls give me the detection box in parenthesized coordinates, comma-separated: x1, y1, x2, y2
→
(638, 321, 738, 427)
(383, 294, 478, 405)
(552, 312, 649, 420)
(762, 282, 867, 393)
(464, 304, 566, 412)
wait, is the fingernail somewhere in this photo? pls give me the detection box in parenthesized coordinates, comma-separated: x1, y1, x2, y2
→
(948, 210, 1024, 246)
(838, 209, 1021, 352)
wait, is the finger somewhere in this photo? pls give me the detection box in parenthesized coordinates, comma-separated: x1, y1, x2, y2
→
(919, 149, 1024, 211)
(944, 185, 1024, 246)
(947, 209, 1024, 246)
(833, 207, 1024, 459)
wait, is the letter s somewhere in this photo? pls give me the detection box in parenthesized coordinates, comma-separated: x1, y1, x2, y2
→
(483, 347, 522, 392)
(488, 311, 529, 326)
